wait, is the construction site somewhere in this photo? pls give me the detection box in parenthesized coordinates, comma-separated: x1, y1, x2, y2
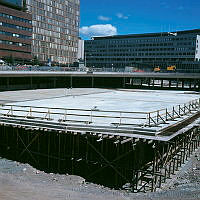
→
(0, 88, 200, 195)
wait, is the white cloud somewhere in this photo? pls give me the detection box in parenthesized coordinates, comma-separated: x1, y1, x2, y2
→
(98, 15, 111, 21)
(116, 13, 128, 19)
(80, 24, 117, 38)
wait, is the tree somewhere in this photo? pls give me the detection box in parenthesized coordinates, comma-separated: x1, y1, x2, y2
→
(22, 0, 28, 11)
(33, 56, 39, 65)
(4, 55, 15, 65)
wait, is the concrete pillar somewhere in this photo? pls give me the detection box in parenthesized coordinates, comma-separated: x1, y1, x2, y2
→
(169, 80, 171, 88)
(161, 79, 163, 88)
(182, 80, 185, 89)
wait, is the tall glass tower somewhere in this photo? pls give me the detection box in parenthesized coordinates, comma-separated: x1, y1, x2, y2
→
(26, 0, 80, 65)
(0, 0, 23, 7)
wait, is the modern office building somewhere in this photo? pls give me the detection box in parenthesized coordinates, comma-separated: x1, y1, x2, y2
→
(85, 29, 200, 72)
(0, 0, 32, 62)
(0, 0, 23, 8)
(26, 0, 80, 65)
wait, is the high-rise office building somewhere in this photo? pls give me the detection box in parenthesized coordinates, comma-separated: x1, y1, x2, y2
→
(0, 1, 32, 62)
(26, 0, 80, 65)
(85, 29, 200, 72)
(0, 0, 23, 7)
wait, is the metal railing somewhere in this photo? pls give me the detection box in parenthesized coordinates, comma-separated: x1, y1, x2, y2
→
(147, 98, 200, 126)
(0, 66, 138, 72)
(0, 66, 142, 73)
(0, 104, 148, 126)
(0, 66, 82, 72)
(0, 98, 200, 128)
(0, 66, 158, 73)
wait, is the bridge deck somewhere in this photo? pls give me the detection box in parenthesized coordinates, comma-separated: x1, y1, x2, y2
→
(1, 71, 200, 79)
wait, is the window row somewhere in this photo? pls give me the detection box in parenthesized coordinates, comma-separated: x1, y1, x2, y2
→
(32, 20, 77, 35)
(32, 40, 78, 52)
(87, 57, 195, 61)
(0, 39, 31, 48)
(0, 30, 31, 39)
(87, 47, 195, 53)
(28, 0, 79, 11)
(86, 42, 196, 49)
(32, 26, 78, 41)
(0, 22, 32, 32)
(87, 52, 194, 57)
(87, 36, 197, 44)
(32, 33, 77, 45)
(0, 12, 31, 24)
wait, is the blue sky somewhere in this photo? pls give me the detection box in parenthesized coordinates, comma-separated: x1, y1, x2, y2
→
(80, 0, 200, 39)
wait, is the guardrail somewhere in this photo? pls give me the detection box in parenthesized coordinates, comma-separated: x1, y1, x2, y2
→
(147, 98, 200, 126)
(0, 66, 83, 72)
(1, 99, 200, 128)
(0, 104, 148, 127)
(0, 66, 148, 73)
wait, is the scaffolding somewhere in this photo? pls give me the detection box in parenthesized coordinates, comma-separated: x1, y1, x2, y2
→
(0, 113, 200, 192)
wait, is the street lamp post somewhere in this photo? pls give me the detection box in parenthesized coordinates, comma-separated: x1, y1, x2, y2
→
(68, 48, 70, 68)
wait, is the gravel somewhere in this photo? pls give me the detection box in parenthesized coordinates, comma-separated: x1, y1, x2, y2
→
(0, 147, 200, 200)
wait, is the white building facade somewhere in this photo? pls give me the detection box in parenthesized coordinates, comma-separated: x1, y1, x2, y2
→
(195, 35, 200, 61)
(77, 38, 84, 60)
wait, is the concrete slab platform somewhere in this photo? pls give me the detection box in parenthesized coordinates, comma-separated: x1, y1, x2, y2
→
(0, 88, 198, 111)
(0, 88, 199, 136)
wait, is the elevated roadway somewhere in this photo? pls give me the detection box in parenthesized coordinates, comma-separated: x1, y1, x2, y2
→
(0, 71, 200, 79)
(0, 71, 200, 91)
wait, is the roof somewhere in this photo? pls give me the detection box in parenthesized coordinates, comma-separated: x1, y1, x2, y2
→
(91, 29, 200, 40)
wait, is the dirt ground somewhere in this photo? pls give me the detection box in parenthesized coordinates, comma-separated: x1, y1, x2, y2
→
(0, 158, 130, 200)
(0, 147, 200, 200)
